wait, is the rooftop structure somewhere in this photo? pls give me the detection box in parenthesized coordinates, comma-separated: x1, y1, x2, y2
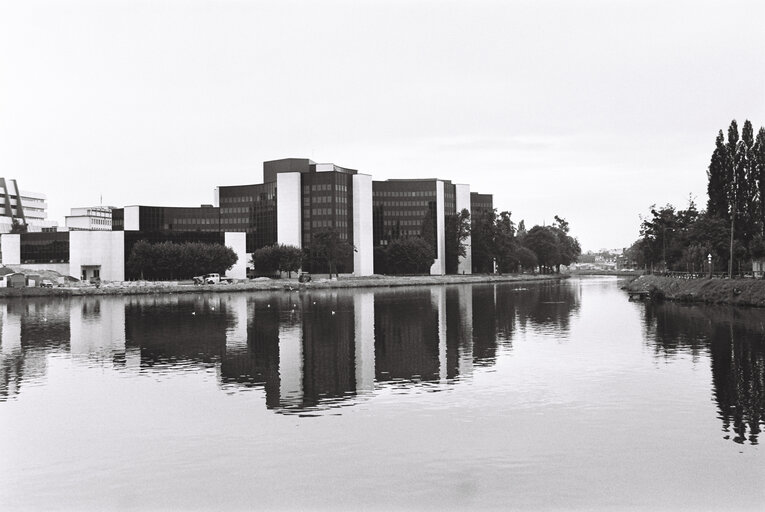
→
(65, 206, 114, 231)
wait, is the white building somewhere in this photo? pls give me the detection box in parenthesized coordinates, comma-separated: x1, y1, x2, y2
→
(65, 206, 114, 231)
(0, 178, 58, 233)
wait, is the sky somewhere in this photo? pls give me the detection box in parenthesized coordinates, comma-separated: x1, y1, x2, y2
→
(2, 0, 764, 251)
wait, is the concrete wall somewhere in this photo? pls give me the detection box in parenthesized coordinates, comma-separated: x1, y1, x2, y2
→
(69, 231, 125, 281)
(124, 206, 140, 231)
(430, 181, 446, 275)
(455, 183, 472, 275)
(352, 173, 374, 276)
(0, 234, 20, 265)
(276, 172, 302, 248)
(224, 232, 247, 279)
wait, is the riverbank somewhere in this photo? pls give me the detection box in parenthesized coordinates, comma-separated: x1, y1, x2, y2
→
(0, 273, 567, 298)
(626, 274, 765, 307)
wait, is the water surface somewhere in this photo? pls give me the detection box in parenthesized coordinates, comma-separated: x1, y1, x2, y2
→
(1, 277, 763, 510)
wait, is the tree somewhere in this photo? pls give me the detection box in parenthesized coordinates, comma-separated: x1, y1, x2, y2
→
(10, 217, 27, 234)
(277, 244, 303, 277)
(523, 226, 560, 273)
(308, 229, 354, 278)
(386, 237, 434, 274)
(494, 211, 517, 272)
(755, 127, 765, 236)
(470, 208, 497, 273)
(251, 245, 280, 276)
(551, 215, 581, 272)
(126, 241, 238, 280)
(707, 130, 729, 219)
(444, 208, 471, 274)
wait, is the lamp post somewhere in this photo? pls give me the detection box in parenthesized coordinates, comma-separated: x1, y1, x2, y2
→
(708, 253, 712, 279)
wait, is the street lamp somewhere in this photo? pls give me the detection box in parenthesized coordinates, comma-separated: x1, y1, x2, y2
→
(708, 253, 712, 279)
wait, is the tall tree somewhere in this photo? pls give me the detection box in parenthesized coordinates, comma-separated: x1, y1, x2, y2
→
(755, 127, 765, 236)
(707, 130, 729, 219)
(308, 228, 354, 278)
(444, 208, 471, 274)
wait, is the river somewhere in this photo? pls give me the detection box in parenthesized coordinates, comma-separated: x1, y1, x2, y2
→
(0, 277, 763, 510)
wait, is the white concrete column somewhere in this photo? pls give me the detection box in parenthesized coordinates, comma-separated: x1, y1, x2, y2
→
(69, 231, 125, 281)
(123, 206, 140, 231)
(276, 172, 302, 248)
(354, 291, 375, 393)
(213, 187, 220, 207)
(430, 181, 446, 275)
(224, 232, 247, 279)
(455, 183, 472, 275)
(352, 173, 374, 276)
(0, 234, 20, 265)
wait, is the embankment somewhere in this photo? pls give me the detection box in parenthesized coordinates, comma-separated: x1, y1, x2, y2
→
(626, 275, 765, 307)
(0, 273, 566, 298)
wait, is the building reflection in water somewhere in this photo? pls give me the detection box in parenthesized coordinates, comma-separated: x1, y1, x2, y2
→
(644, 302, 765, 445)
(1, 281, 585, 414)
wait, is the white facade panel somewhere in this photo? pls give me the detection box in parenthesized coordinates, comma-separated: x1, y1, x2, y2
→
(124, 206, 140, 231)
(455, 183, 472, 275)
(276, 172, 302, 248)
(224, 232, 247, 279)
(430, 181, 446, 275)
(1, 234, 21, 265)
(69, 231, 125, 281)
(352, 173, 374, 276)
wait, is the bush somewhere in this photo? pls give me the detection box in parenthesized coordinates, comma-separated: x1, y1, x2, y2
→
(385, 238, 434, 274)
(127, 240, 238, 280)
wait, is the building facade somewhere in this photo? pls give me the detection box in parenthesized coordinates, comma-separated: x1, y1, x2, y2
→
(65, 206, 114, 231)
(0, 178, 58, 233)
(215, 159, 374, 276)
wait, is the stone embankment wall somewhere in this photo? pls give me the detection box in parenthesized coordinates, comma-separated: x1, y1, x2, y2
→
(0, 273, 567, 298)
(627, 275, 765, 307)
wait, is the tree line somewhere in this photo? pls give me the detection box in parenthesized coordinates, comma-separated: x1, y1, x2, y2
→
(628, 119, 765, 274)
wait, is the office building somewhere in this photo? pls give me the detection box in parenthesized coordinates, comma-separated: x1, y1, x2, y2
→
(215, 158, 373, 276)
(65, 206, 114, 231)
(0, 178, 58, 233)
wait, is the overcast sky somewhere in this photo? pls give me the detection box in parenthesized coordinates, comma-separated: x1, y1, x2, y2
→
(2, 0, 764, 251)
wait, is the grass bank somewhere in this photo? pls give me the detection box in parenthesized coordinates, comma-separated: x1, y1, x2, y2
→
(626, 275, 765, 307)
(0, 273, 567, 298)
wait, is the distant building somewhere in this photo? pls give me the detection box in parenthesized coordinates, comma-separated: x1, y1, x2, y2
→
(65, 206, 114, 231)
(470, 192, 493, 217)
(0, 178, 58, 233)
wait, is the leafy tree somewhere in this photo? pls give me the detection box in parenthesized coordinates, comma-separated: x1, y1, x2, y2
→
(277, 244, 303, 277)
(470, 208, 497, 273)
(307, 229, 354, 278)
(494, 211, 517, 272)
(516, 246, 538, 272)
(10, 217, 27, 234)
(523, 226, 559, 273)
(707, 130, 729, 219)
(551, 215, 581, 272)
(755, 127, 765, 235)
(126, 241, 238, 280)
(385, 237, 434, 274)
(445, 208, 471, 274)
(251, 245, 280, 275)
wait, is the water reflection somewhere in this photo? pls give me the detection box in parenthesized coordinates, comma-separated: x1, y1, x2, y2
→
(0, 281, 578, 413)
(644, 302, 765, 445)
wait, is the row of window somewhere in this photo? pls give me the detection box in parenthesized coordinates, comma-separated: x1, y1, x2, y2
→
(373, 190, 436, 198)
(221, 207, 250, 214)
(171, 218, 220, 225)
(383, 219, 423, 227)
(374, 200, 434, 207)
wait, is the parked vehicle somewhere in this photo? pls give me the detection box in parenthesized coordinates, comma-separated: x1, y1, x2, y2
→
(193, 273, 232, 285)
(298, 272, 312, 283)
(40, 279, 54, 288)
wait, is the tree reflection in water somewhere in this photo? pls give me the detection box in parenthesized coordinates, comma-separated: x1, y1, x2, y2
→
(644, 302, 765, 445)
